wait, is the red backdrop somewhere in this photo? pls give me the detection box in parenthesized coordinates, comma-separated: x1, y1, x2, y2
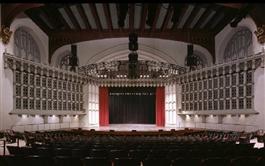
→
(99, 87, 109, 126)
(99, 86, 165, 127)
(156, 87, 165, 127)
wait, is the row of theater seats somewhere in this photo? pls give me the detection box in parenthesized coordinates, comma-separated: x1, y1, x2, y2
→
(0, 155, 265, 166)
(0, 129, 259, 166)
(6, 143, 261, 158)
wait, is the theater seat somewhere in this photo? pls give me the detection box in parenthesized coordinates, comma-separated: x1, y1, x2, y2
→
(83, 157, 112, 166)
(202, 157, 230, 166)
(113, 158, 141, 166)
(25, 155, 54, 166)
(171, 157, 202, 166)
(54, 156, 82, 166)
(143, 159, 171, 166)
(230, 156, 258, 166)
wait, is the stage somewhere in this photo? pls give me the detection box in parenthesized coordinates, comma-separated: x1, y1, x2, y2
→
(83, 124, 184, 131)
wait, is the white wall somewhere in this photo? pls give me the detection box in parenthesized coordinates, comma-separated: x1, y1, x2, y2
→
(51, 38, 213, 66)
(0, 4, 4, 130)
(0, 15, 82, 131)
(174, 15, 265, 132)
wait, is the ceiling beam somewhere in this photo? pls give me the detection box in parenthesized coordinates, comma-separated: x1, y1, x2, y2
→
(140, 4, 148, 32)
(48, 29, 215, 63)
(24, 9, 50, 35)
(41, 7, 61, 30)
(249, 4, 265, 27)
(151, 4, 162, 32)
(103, 3, 113, 31)
(129, 3, 135, 31)
(203, 6, 222, 29)
(161, 4, 173, 32)
(76, 4, 91, 30)
(216, 3, 244, 9)
(89, 3, 102, 31)
(183, 6, 200, 29)
(1, 3, 44, 27)
(44, 5, 71, 30)
(172, 4, 188, 30)
(213, 8, 237, 34)
(193, 6, 212, 29)
(64, 6, 81, 30)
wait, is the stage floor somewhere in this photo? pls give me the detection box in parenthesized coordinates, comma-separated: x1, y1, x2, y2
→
(83, 124, 184, 131)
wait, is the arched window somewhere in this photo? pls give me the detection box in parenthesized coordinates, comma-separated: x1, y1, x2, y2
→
(14, 27, 41, 63)
(185, 53, 207, 70)
(57, 51, 79, 70)
(224, 27, 252, 62)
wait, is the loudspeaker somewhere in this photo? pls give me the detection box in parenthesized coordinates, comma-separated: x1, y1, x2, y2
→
(129, 33, 138, 51)
(69, 45, 78, 71)
(128, 52, 138, 63)
(186, 44, 194, 66)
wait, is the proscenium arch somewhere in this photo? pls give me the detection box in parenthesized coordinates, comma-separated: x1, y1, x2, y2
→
(87, 43, 175, 64)
(51, 38, 213, 67)
(84, 38, 213, 65)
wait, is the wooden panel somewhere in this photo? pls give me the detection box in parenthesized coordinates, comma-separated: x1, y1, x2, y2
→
(1, 3, 44, 27)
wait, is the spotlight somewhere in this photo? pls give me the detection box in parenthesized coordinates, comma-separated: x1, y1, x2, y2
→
(129, 32, 138, 51)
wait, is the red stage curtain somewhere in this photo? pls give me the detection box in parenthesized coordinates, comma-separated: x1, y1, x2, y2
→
(99, 87, 109, 126)
(156, 87, 165, 127)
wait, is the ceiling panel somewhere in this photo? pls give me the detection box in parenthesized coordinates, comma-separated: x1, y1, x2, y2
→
(81, 4, 97, 29)
(156, 3, 169, 29)
(70, 5, 86, 29)
(210, 12, 224, 29)
(95, 3, 108, 29)
(189, 7, 206, 29)
(134, 4, 142, 29)
(109, 3, 119, 29)
(199, 10, 216, 29)
(58, 8, 75, 29)
(39, 12, 54, 29)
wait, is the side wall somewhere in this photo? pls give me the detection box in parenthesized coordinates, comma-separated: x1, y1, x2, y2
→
(0, 16, 80, 131)
(176, 16, 265, 131)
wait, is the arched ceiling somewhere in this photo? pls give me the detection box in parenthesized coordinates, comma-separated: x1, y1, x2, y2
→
(2, 3, 263, 64)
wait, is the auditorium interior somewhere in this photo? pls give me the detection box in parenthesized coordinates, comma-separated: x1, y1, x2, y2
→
(0, 3, 265, 166)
